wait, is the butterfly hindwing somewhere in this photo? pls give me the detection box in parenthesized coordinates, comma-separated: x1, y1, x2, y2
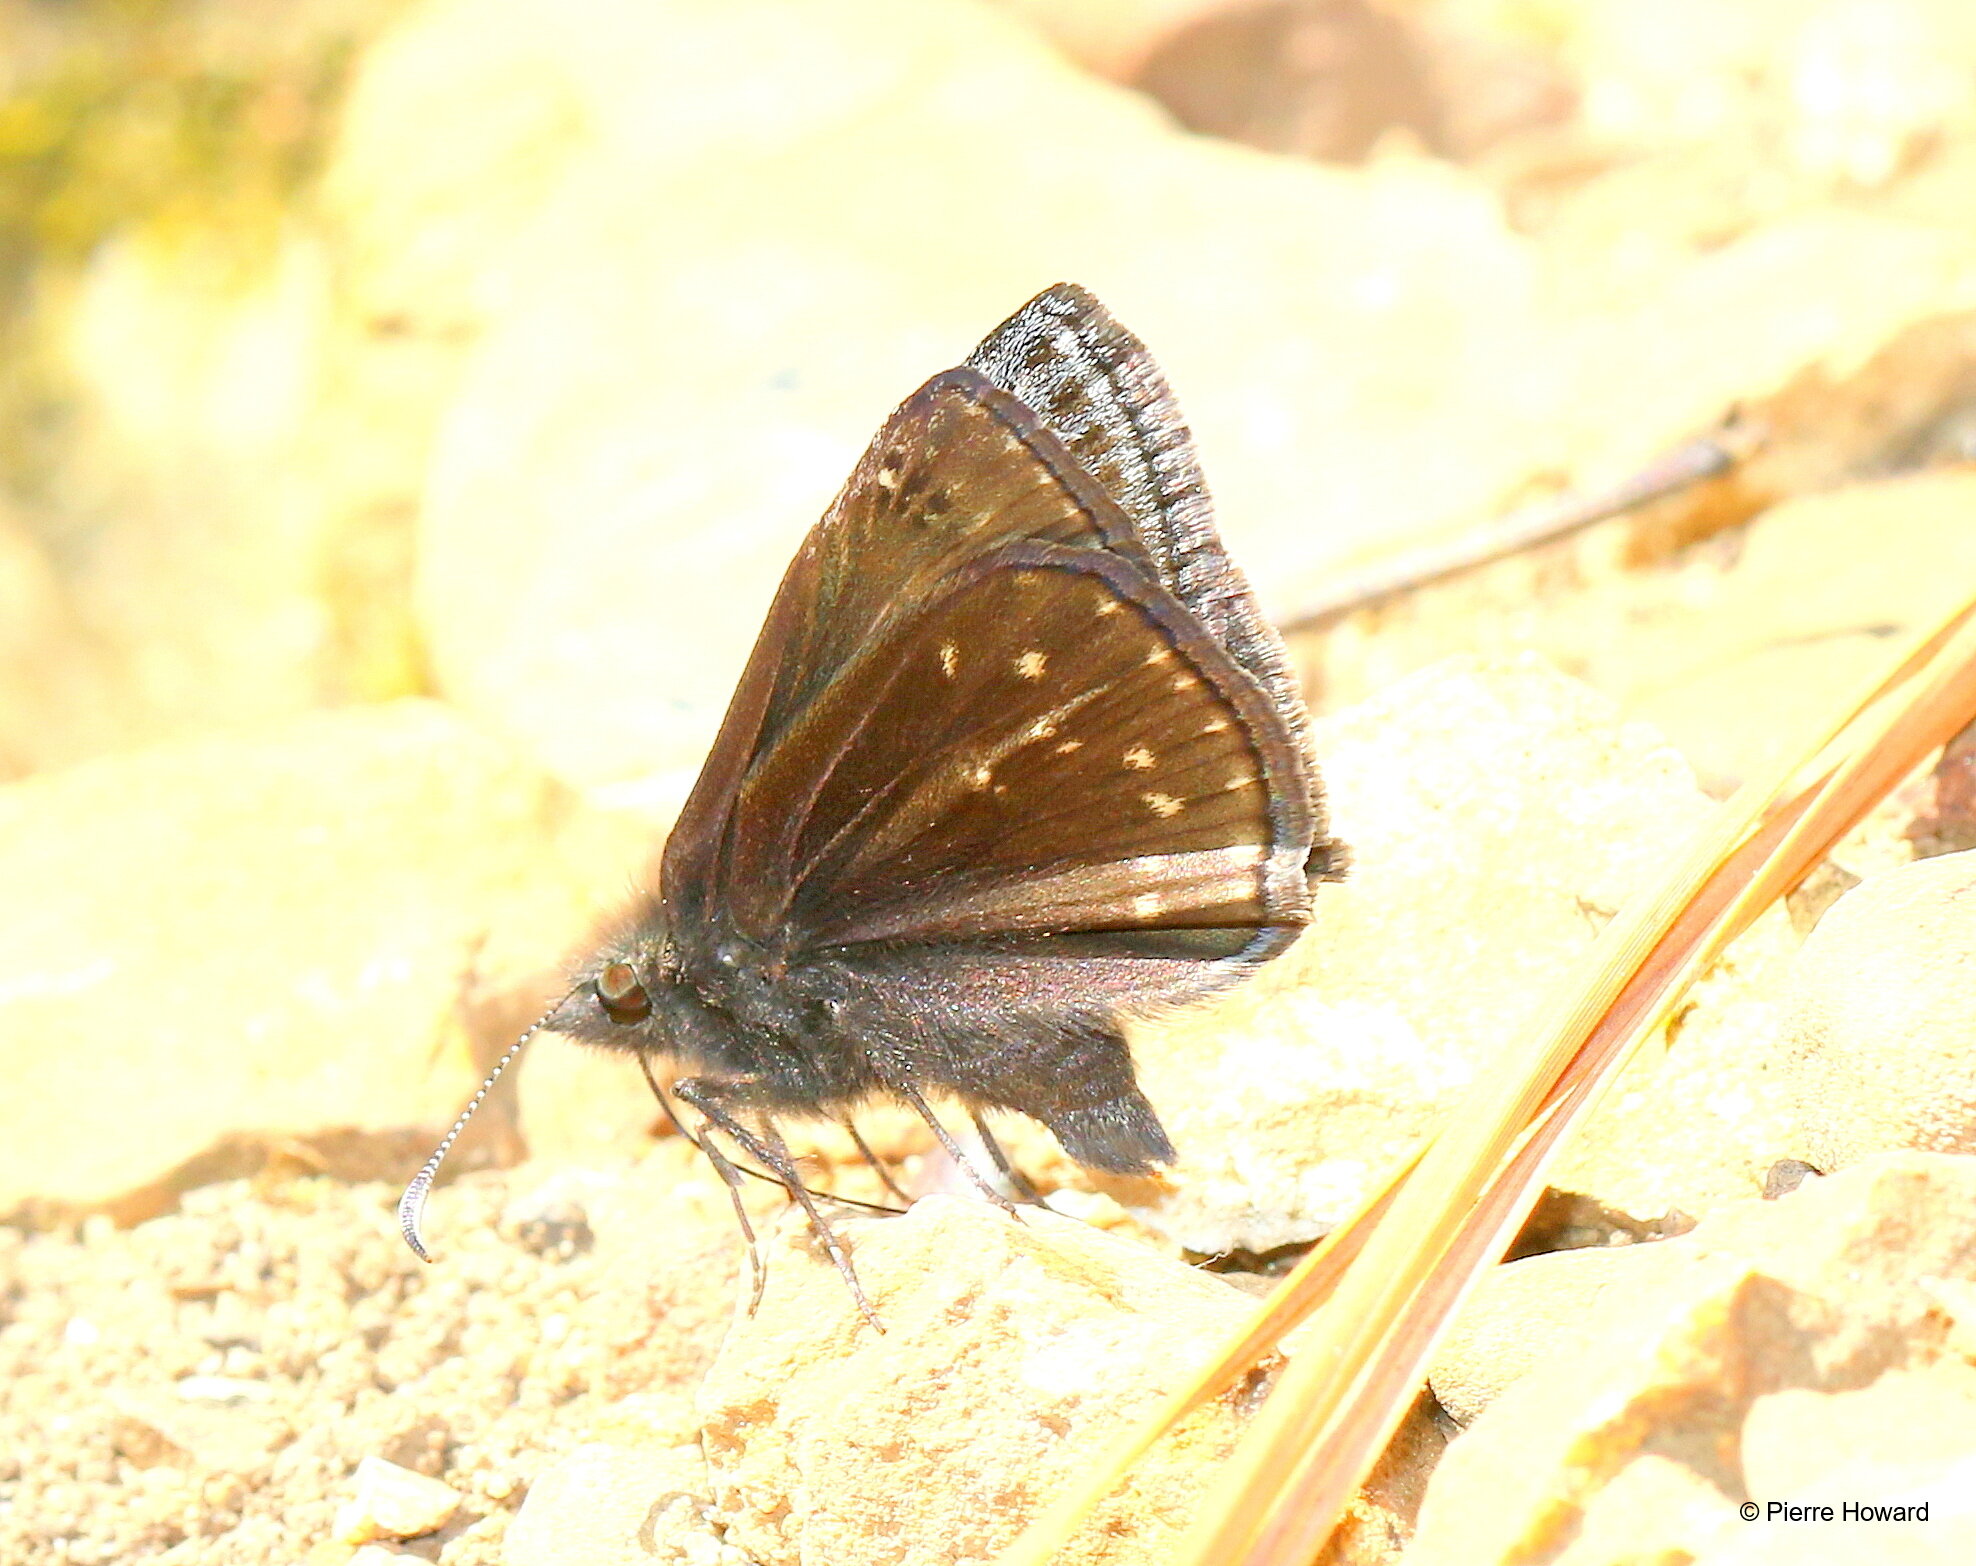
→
(761, 540, 1315, 951)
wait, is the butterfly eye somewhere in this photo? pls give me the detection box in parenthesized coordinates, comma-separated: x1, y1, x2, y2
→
(595, 962, 651, 1023)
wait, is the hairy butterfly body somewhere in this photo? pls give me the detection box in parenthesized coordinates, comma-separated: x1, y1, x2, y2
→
(401, 285, 1343, 1325)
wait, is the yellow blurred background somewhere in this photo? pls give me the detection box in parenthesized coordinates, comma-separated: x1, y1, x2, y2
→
(6, 0, 1975, 798)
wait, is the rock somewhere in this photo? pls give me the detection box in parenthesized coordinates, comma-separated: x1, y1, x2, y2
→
(0, 513, 125, 783)
(1541, 893, 1800, 1224)
(1907, 717, 1976, 857)
(982, 0, 1229, 79)
(12, 0, 1976, 809)
(696, 1195, 1260, 1566)
(1290, 356, 1976, 798)
(108, 1386, 285, 1476)
(333, 1456, 462, 1543)
(26, 233, 344, 758)
(1105, 653, 1776, 1253)
(0, 0, 410, 782)
(512, 1030, 670, 1169)
(1560, 0, 1976, 189)
(0, 700, 651, 1226)
(349, 1546, 432, 1566)
(503, 1441, 742, 1566)
(1125, 0, 1449, 164)
(1607, 471, 1976, 790)
(1780, 848, 1976, 1170)
(1427, 1242, 1689, 1428)
(373, 0, 1546, 785)
(1412, 1152, 1976, 1565)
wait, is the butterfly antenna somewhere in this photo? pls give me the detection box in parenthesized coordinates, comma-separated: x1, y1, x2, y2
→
(397, 991, 574, 1262)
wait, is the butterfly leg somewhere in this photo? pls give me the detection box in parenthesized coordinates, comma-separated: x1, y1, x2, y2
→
(673, 1076, 885, 1333)
(841, 1116, 913, 1206)
(700, 1123, 772, 1318)
(635, 1057, 769, 1315)
(968, 1109, 1044, 1204)
(888, 1078, 1022, 1218)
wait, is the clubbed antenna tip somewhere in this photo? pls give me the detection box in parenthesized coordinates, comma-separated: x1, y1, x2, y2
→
(395, 992, 573, 1263)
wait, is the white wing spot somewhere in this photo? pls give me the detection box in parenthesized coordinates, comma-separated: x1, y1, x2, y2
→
(1144, 648, 1174, 666)
(1123, 746, 1155, 770)
(1143, 792, 1183, 818)
(1026, 719, 1058, 741)
(1133, 892, 1163, 917)
(1095, 600, 1121, 616)
(1224, 773, 1257, 792)
(1202, 719, 1229, 734)
(1171, 674, 1200, 691)
(940, 643, 959, 678)
(970, 765, 994, 789)
(1016, 651, 1047, 680)
(1054, 740, 1084, 754)
(876, 464, 901, 491)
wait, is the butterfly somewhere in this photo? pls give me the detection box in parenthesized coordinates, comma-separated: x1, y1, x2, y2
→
(400, 284, 1344, 1326)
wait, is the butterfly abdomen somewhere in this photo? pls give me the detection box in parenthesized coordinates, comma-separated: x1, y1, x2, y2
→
(825, 946, 1178, 1174)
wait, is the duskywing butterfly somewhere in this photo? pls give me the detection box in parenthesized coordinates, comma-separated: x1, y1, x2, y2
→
(401, 285, 1344, 1325)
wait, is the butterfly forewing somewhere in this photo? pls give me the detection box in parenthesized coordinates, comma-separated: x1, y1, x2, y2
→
(743, 370, 1150, 747)
(671, 288, 1329, 988)
(663, 367, 1151, 912)
(967, 284, 1211, 586)
(970, 286, 1343, 886)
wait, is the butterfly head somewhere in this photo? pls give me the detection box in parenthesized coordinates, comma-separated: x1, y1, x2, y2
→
(396, 918, 692, 1264)
(548, 918, 683, 1052)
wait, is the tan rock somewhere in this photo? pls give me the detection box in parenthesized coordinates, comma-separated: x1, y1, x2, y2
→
(107, 1387, 284, 1477)
(0, 513, 124, 783)
(333, 1455, 461, 1543)
(1557, 0, 1976, 184)
(373, 0, 1549, 785)
(512, 1031, 670, 1169)
(0, 700, 651, 1225)
(348, 1546, 432, 1566)
(696, 1195, 1259, 1566)
(0, 232, 347, 778)
(1781, 849, 1976, 1170)
(1743, 1368, 1976, 1500)
(1558, 1453, 1741, 1566)
(1614, 472, 1976, 790)
(1544, 896, 1801, 1224)
(0, 0, 419, 782)
(504, 1441, 742, 1566)
(1109, 654, 1767, 1252)
(1413, 1152, 1976, 1566)
(1292, 360, 1976, 800)
(1428, 1241, 1690, 1427)
(983, 0, 1226, 78)
(15, 0, 1976, 810)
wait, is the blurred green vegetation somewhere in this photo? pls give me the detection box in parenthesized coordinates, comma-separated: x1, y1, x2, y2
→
(0, 0, 368, 493)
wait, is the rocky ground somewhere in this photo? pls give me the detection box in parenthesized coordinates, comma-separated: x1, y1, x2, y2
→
(7, 1, 1976, 1563)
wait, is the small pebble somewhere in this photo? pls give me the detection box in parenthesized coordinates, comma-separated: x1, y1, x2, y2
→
(332, 1456, 461, 1543)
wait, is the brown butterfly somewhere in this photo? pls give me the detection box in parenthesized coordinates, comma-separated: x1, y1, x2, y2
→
(401, 285, 1344, 1326)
